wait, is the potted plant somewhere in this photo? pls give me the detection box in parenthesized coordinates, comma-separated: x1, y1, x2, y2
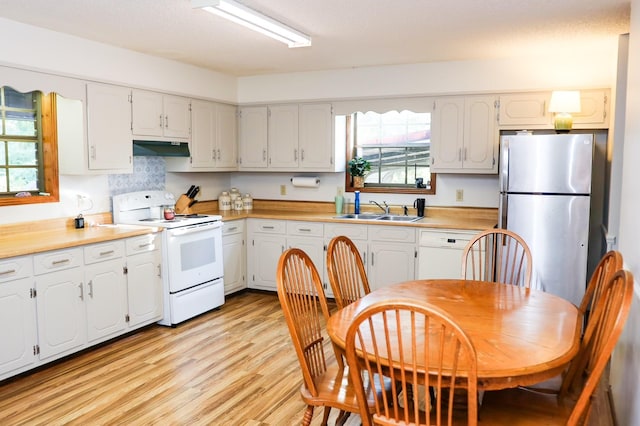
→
(348, 157, 371, 188)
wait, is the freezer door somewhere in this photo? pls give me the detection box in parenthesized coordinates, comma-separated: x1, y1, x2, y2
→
(501, 134, 593, 194)
(505, 193, 590, 306)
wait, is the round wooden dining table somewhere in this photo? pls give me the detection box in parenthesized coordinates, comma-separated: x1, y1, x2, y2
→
(326, 279, 582, 391)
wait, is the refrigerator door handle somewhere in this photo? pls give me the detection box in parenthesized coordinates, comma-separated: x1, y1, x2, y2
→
(499, 194, 508, 228)
(500, 138, 509, 193)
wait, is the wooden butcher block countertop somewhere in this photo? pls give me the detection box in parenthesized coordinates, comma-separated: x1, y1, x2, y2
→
(0, 213, 158, 259)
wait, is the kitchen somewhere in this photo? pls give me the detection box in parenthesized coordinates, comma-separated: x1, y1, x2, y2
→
(0, 0, 638, 424)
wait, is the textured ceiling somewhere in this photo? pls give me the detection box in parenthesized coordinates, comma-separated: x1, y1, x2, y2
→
(0, 0, 630, 76)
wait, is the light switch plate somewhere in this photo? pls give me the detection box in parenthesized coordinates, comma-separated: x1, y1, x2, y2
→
(456, 189, 464, 202)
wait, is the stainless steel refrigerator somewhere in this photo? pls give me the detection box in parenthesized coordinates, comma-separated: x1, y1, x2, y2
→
(499, 133, 593, 306)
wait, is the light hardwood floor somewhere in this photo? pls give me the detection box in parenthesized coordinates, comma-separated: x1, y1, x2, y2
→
(0, 291, 613, 425)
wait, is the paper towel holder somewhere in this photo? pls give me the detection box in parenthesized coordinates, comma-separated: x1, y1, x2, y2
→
(291, 176, 320, 187)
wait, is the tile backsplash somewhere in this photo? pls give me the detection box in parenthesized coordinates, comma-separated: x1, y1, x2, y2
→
(108, 156, 165, 195)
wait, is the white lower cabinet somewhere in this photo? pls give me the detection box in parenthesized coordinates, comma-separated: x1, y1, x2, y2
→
(222, 220, 246, 295)
(247, 219, 287, 291)
(0, 233, 164, 381)
(0, 256, 37, 379)
(324, 223, 417, 292)
(247, 219, 326, 292)
(417, 229, 477, 279)
(34, 248, 85, 361)
(125, 233, 163, 328)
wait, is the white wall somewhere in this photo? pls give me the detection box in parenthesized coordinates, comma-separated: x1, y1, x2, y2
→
(609, 1, 640, 424)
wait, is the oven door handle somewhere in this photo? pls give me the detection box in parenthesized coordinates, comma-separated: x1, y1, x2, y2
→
(168, 222, 222, 236)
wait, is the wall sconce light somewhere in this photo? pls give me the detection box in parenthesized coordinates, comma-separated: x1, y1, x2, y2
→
(192, 0, 312, 48)
(548, 90, 581, 133)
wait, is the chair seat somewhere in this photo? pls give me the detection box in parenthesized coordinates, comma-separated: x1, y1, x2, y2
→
(479, 387, 574, 425)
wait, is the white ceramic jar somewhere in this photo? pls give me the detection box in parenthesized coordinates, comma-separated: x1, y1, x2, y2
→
(242, 193, 253, 211)
(219, 191, 231, 211)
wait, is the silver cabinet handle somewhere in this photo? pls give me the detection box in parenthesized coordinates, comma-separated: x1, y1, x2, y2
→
(79, 282, 84, 301)
(99, 250, 115, 256)
(165, 115, 169, 128)
(159, 114, 163, 128)
(294, 149, 298, 161)
(217, 149, 221, 160)
(0, 269, 16, 276)
(88, 280, 94, 298)
(52, 258, 71, 266)
(371, 252, 375, 266)
(263, 149, 267, 161)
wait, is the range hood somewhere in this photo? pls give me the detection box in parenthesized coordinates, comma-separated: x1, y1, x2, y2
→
(133, 140, 190, 157)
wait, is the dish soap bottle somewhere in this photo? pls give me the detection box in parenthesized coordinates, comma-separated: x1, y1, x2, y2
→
(354, 190, 360, 214)
(335, 188, 344, 215)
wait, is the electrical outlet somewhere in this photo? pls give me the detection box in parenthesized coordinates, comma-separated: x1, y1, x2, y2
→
(280, 185, 287, 196)
(456, 189, 464, 202)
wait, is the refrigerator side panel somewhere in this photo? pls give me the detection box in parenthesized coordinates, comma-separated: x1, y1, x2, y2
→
(504, 134, 593, 194)
(506, 194, 590, 306)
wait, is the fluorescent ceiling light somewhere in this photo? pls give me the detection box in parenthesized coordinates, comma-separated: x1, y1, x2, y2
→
(192, 0, 312, 48)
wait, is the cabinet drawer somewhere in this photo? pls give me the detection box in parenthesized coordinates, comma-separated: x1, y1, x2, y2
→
(287, 221, 323, 237)
(0, 256, 33, 283)
(84, 240, 125, 264)
(126, 233, 161, 256)
(248, 219, 286, 234)
(370, 225, 416, 243)
(223, 220, 245, 236)
(33, 248, 83, 275)
(324, 223, 367, 240)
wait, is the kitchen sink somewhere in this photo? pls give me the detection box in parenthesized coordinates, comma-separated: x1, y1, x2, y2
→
(333, 213, 422, 222)
(334, 213, 384, 220)
(376, 215, 422, 222)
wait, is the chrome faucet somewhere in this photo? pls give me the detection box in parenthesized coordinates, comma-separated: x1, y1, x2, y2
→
(370, 200, 390, 214)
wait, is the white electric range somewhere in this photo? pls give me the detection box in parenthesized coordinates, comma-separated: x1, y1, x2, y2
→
(112, 191, 224, 326)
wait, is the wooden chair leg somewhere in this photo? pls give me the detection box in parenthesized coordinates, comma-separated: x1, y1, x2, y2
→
(302, 405, 314, 426)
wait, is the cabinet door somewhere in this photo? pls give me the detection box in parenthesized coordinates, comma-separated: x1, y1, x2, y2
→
(247, 234, 285, 291)
(0, 277, 36, 379)
(287, 235, 326, 294)
(464, 96, 497, 172)
(190, 99, 216, 169)
(431, 97, 464, 171)
(85, 259, 128, 343)
(368, 241, 416, 291)
(216, 103, 238, 169)
(498, 93, 551, 126)
(35, 268, 86, 360)
(131, 90, 164, 137)
(127, 250, 163, 328)
(163, 95, 191, 139)
(238, 106, 268, 169)
(573, 90, 609, 127)
(299, 103, 334, 171)
(223, 231, 246, 295)
(268, 104, 299, 169)
(86, 83, 133, 172)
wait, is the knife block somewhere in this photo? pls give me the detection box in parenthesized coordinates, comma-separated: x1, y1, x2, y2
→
(174, 194, 193, 215)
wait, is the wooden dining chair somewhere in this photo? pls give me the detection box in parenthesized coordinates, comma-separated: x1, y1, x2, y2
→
(578, 250, 623, 325)
(478, 269, 634, 425)
(276, 248, 363, 425)
(345, 298, 478, 426)
(461, 229, 533, 287)
(327, 235, 371, 309)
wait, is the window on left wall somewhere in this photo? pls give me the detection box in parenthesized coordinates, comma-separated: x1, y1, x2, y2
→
(0, 86, 59, 206)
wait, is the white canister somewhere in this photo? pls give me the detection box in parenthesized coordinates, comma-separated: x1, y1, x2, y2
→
(219, 191, 231, 211)
(242, 193, 253, 211)
(233, 198, 244, 211)
(230, 188, 240, 203)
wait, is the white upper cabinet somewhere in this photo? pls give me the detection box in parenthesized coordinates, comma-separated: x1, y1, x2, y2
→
(299, 103, 337, 171)
(131, 90, 190, 140)
(431, 95, 498, 174)
(166, 100, 237, 172)
(498, 89, 609, 129)
(238, 103, 339, 172)
(59, 83, 132, 174)
(238, 106, 269, 169)
(268, 104, 299, 169)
